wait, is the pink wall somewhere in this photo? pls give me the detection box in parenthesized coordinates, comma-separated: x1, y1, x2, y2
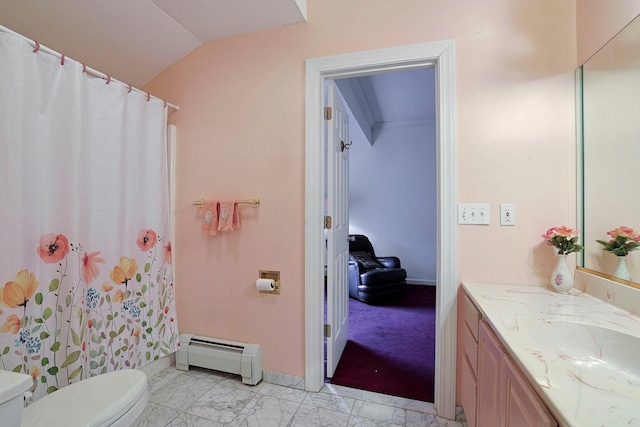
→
(577, 0, 640, 65)
(144, 0, 578, 377)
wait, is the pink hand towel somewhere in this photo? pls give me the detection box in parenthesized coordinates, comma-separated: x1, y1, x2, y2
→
(201, 200, 219, 235)
(218, 200, 240, 231)
(232, 203, 241, 230)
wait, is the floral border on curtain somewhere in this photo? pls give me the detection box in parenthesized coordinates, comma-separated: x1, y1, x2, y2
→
(0, 230, 177, 395)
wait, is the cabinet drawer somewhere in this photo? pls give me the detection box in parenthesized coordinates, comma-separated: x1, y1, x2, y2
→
(463, 323, 478, 376)
(463, 293, 480, 341)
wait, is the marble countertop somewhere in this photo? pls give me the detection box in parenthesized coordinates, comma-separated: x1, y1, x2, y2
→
(462, 281, 640, 427)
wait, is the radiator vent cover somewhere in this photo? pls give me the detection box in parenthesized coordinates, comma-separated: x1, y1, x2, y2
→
(176, 333, 262, 385)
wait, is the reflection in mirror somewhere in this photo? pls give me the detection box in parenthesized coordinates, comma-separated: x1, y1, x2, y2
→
(580, 13, 640, 286)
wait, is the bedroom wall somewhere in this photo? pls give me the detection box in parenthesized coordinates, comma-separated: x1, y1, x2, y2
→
(348, 122, 437, 285)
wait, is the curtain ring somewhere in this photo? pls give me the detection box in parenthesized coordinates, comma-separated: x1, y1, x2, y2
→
(105, 74, 111, 84)
(32, 41, 40, 53)
(60, 54, 65, 66)
(82, 63, 87, 74)
(163, 100, 167, 108)
(146, 92, 150, 102)
(127, 84, 132, 93)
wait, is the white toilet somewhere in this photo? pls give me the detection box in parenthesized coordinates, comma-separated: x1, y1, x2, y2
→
(0, 369, 149, 427)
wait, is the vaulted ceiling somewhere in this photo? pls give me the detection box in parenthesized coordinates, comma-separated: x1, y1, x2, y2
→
(0, 0, 307, 87)
(0, 1, 434, 130)
(336, 67, 436, 144)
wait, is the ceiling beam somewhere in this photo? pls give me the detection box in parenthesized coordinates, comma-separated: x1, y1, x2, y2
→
(335, 78, 376, 145)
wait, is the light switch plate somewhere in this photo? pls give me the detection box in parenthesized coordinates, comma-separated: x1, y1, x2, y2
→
(458, 204, 490, 225)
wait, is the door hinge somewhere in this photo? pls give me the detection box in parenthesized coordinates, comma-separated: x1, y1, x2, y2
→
(324, 324, 332, 337)
(324, 215, 332, 229)
(324, 107, 332, 120)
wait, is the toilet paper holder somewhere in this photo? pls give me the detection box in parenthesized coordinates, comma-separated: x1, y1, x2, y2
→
(258, 270, 280, 295)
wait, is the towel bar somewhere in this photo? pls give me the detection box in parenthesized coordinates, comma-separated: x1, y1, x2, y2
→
(192, 198, 260, 208)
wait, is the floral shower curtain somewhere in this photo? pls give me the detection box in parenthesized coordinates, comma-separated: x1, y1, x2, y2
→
(0, 31, 179, 400)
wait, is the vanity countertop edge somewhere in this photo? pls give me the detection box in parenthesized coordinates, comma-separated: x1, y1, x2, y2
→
(461, 281, 640, 427)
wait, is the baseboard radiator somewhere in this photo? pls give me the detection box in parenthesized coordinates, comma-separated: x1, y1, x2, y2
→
(176, 333, 262, 385)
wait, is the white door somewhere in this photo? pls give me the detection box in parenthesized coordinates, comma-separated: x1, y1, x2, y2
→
(326, 81, 350, 378)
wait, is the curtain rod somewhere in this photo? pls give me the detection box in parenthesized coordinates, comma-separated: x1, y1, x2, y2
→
(0, 24, 179, 111)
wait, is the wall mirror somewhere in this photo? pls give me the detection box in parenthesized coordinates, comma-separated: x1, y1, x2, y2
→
(579, 12, 640, 288)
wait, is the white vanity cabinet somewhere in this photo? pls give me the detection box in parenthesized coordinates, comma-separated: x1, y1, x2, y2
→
(460, 289, 557, 427)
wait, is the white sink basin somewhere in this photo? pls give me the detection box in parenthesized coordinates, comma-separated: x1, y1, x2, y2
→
(527, 320, 640, 388)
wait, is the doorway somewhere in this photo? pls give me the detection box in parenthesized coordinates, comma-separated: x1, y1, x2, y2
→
(325, 67, 437, 399)
(304, 40, 458, 419)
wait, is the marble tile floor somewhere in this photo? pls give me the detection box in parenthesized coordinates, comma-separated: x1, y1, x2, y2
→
(133, 366, 464, 427)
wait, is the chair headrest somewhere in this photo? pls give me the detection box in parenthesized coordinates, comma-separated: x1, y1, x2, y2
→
(348, 234, 374, 255)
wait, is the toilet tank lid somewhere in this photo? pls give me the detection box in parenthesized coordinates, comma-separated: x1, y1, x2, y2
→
(0, 370, 32, 404)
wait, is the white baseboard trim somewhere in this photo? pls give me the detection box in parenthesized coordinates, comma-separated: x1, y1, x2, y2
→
(263, 371, 306, 390)
(406, 278, 437, 286)
(140, 353, 175, 379)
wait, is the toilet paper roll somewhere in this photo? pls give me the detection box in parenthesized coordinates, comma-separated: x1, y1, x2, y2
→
(256, 278, 275, 291)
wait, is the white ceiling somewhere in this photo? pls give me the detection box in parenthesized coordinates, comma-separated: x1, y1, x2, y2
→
(0, 0, 307, 87)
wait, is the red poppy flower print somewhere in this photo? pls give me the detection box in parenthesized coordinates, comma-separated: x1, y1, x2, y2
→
(136, 229, 157, 251)
(37, 233, 70, 263)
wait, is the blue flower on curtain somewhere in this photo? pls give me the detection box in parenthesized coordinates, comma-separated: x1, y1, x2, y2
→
(16, 330, 30, 346)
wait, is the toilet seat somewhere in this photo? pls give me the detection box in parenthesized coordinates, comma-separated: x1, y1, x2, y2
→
(22, 369, 148, 427)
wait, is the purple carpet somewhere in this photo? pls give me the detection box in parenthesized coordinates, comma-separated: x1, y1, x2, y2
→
(328, 285, 436, 402)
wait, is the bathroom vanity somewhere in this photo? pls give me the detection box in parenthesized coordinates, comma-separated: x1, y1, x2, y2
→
(458, 271, 640, 427)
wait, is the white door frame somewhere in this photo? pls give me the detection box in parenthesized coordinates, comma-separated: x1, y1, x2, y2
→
(304, 40, 458, 419)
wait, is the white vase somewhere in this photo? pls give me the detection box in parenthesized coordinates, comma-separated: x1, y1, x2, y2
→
(551, 254, 574, 293)
(613, 256, 631, 281)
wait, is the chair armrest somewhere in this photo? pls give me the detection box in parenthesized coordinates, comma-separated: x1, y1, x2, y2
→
(347, 262, 361, 298)
(376, 256, 401, 269)
(348, 260, 362, 273)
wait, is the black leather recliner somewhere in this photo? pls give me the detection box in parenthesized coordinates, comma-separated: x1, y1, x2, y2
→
(348, 234, 406, 303)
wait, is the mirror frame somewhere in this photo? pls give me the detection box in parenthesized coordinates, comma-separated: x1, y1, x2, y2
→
(576, 15, 640, 291)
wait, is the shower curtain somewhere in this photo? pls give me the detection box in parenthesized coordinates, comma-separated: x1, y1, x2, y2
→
(0, 31, 179, 400)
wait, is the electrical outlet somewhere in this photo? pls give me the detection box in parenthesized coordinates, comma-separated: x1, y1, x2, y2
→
(458, 203, 490, 225)
(500, 203, 515, 226)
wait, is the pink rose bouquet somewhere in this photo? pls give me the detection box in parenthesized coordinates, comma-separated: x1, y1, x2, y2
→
(596, 226, 640, 256)
(541, 226, 583, 255)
